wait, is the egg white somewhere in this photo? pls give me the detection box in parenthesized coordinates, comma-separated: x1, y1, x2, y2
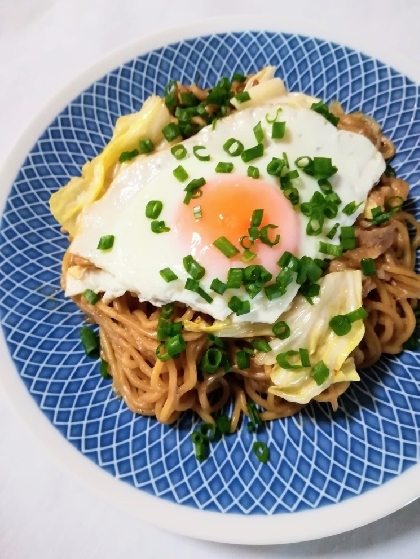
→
(66, 102, 385, 324)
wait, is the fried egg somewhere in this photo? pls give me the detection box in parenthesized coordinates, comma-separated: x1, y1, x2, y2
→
(65, 102, 385, 324)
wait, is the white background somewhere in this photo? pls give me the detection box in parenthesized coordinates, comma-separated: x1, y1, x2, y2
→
(1, 1, 420, 557)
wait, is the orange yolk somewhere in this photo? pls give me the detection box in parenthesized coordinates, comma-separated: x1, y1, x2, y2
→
(176, 175, 300, 276)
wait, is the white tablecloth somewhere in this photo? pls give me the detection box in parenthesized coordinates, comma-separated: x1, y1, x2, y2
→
(1, 1, 420, 557)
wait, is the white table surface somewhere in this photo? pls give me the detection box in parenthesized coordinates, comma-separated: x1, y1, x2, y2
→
(1, 1, 420, 557)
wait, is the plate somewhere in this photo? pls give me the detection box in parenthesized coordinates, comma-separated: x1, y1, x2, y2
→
(1, 18, 420, 545)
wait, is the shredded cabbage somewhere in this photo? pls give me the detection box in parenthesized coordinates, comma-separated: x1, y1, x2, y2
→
(49, 95, 171, 236)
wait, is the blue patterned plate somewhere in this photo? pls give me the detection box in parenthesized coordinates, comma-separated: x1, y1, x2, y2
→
(1, 20, 420, 544)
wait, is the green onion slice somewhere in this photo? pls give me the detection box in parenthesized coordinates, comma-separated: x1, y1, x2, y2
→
(361, 257, 376, 276)
(170, 144, 187, 160)
(185, 278, 213, 304)
(99, 359, 110, 379)
(201, 348, 223, 374)
(252, 441, 269, 463)
(247, 166, 260, 179)
(223, 138, 244, 157)
(80, 326, 99, 358)
(159, 268, 178, 283)
(237, 350, 250, 370)
(276, 350, 305, 369)
(326, 223, 340, 240)
(299, 348, 311, 368)
(311, 360, 329, 385)
(342, 201, 363, 216)
(183, 255, 205, 280)
(241, 143, 264, 163)
(319, 241, 342, 257)
(227, 268, 244, 289)
(346, 307, 368, 323)
(210, 278, 228, 295)
(139, 139, 154, 154)
(251, 339, 271, 353)
(199, 423, 217, 441)
(156, 343, 171, 362)
(232, 72, 247, 82)
(215, 161, 234, 173)
(145, 200, 163, 219)
(215, 414, 231, 434)
(162, 122, 180, 142)
(82, 289, 99, 305)
(251, 209, 264, 227)
(265, 107, 282, 123)
(272, 321, 290, 339)
(260, 224, 280, 247)
(329, 315, 351, 336)
(253, 121, 264, 143)
(151, 220, 170, 233)
(161, 303, 174, 319)
(173, 166, 188, 182)
(193, 145, 210, 161)
(228, 295, 250, 316)
(235, 91, 251, 103)
(119, 149, 139, 163)
(97, 235, 114, 250)
(272, 121, 286, 139)
(213, 236, 240, 258)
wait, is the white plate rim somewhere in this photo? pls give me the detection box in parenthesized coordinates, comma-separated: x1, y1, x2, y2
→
(1, 14, 420, 546)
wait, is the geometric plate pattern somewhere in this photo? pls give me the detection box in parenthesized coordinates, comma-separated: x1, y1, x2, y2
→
(1, 32, 420, 514)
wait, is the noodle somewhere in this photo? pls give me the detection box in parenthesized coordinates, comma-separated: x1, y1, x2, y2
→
(63, 88, 420, 428)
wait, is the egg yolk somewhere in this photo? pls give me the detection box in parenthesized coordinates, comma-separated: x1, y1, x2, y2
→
(176, 175, 300, 275)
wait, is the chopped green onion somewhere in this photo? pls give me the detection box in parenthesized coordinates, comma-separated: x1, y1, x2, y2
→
(207, 333, 226, 349)
(278, 251, 293, 268)
(183, 177, 206, 205)
(179, 91, 197, 106)
(247, 401, 262, 431)
(326, 223, 340, 240)
(272, 121, 286, 139)
(183, 255, 205, 280)
(201, 348, 224, 374)
(329, 315, 351, 336)
(252, 339, 271, 353)
(157, 318, 172, 341)
(272, 321, 290, 339)
(260, 224, 280, 247)
(193, 205, 202, 219)
(299, 348, 311, 368)
(341, 226, 356, 250)
(239, 236, 254, 250)
(215, 161, 234, 173)
(228, 296, 250, 316)
(151, 220, 170, 233)
(310, 100, 340, 126)
(97, 235, 115, 250)
(233, 72, 247, 82)
(319, 241, 342, 257)
(159, 268, 178, 283)
(264, 282, 285, 301)
(166, 333, 186, 357)
(299, 283, 320, 305)
(170, 144, 187, 160)
(119, 149, 139, 163)
(223, 138, 244, 157)
(145, 200, 163, 219)
(241, 144, 264, 163)
(346, 307, 368, 323)
(251, 209, 264, 227)
(185, 278, 213, 304)
(210, 278, 228, 295)
(241, 249, 257, 263)
(361, 258, 376, 276)
(311, 360, 329, 386)
(237, 350, 250, 369)
(99, 359, 110, 379)
(156, 343, 171, 362)
(248, 226, 260, 240)
(227, 268, 244, 289)
(252, 441, 269, 463)
(247, 166, 260, 179)
(266, 107, 282, 123)
(162, 122, 180, 142)
(267, 157, 286, 177)
(80, 326, 99, 358)
(341, 238, 356, 250)
(235, 91, 251, 103)
(83, 289, 99, 305)
(198, 423, 217, 441)
(139, 139, 154, 154)
(173, 165, 188, 182)
(161, 303, 174, 319)
(253, 121, 264, 143)
(385, 164, 396, 178)
(193, 145, 210, 161)
(212, 118, 218, 130)
(276, 350, 305, 370)
(342, 201, 363, 216)
(215, 414, 231, 434)
(193, 438, 207, 462)
(213, 236, 240, 258)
